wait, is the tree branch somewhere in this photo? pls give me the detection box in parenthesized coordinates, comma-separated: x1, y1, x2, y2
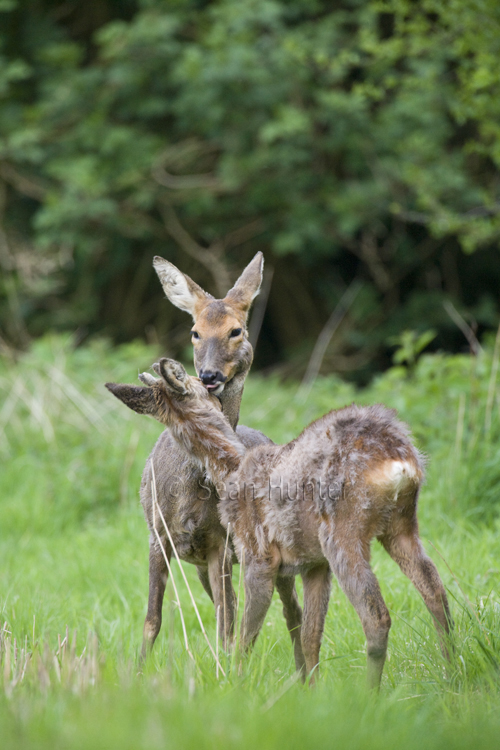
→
(392, 202, 500, 226)
(248, 266, 274, 349)
(443, 300, 482, 356)
(151, 140, 222, 192)
(0, 164, 47, 202)
(159, 202, 232, 297)
(298, 279, 363, 398)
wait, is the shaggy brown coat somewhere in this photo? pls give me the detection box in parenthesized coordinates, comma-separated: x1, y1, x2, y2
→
(107, 359, 451, 688)
(128, 254, 303, 662)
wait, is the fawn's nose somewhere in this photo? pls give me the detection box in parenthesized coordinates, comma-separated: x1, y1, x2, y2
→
(199, 369, 226, 387)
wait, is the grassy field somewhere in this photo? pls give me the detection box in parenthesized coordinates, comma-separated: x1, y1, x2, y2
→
(2, 334, 500, 749)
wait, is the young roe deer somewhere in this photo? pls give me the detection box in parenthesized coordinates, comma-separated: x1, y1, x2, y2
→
(107, 358, 452, 688)
(129, 254, 304, 666)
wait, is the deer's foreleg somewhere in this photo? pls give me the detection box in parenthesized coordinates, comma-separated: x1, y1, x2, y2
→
(140, 535, 171, 663)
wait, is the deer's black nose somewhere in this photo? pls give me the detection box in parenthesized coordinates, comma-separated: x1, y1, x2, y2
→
(199, 369, 226, 386)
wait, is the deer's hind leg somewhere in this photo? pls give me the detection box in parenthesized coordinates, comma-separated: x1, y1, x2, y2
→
(275, 575, 306, 674)
(140, 535, 171, 663)
(323, 533, 391, 690)
(300, 564, 331, 684)
(380, 524, 452, 658)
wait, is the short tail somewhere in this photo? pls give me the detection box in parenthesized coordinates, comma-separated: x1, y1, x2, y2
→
(366, 458, 423, 493)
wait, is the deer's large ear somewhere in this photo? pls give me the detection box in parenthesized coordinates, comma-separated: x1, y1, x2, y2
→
(105, 383, 157, 416)
(153, 256, 212, 318)
(224, 252, 263, 315)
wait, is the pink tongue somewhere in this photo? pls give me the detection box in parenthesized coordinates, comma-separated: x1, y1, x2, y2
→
(205, 384, 219, 390)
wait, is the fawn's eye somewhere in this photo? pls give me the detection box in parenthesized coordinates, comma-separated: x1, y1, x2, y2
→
(230, 328, 242, 338)
(191, 331, 200, 340)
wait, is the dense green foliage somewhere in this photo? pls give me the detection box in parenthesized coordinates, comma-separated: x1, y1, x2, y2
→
(1, 1, 500, 379)
(2, 337, 500, 747)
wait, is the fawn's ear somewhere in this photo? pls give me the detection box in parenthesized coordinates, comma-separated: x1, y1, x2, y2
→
(105, 383, 157, 416)
(224, 251, 263, 316)
(153, 256, 212, 318)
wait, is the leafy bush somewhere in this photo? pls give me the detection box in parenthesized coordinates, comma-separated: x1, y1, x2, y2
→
(2, 332, 500, 534)
(1, 1, 500, 378)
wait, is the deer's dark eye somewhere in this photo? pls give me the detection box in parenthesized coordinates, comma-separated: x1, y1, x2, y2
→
(191, 331, 200, 340)
(230, 328, 242, 338)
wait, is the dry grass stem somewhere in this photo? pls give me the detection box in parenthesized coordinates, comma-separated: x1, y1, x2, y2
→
(222, 521, 231, 645)
(151, 470, 195, 663)
(1, 627, 101, 697)
(151, 463, 226, 677)
(48, 365, 107, 431)
(216, 606, 220, 680)
(236, 549, 245, 652)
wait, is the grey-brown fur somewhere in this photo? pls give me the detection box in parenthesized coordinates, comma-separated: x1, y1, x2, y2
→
(112, 254, 303, 664)
(107, 359, 452, 688)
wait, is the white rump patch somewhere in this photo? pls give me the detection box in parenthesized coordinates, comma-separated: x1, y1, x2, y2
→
(368, 460, 419, 491)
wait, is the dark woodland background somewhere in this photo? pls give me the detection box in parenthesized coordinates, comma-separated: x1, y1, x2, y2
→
(1, 0, 500, 382)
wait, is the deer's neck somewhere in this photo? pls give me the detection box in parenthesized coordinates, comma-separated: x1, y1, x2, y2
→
(218, 371, 246, 430)
(167, 398, 245, 485)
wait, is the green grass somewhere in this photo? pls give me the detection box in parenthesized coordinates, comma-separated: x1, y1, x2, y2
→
(2, 333, 500, 748)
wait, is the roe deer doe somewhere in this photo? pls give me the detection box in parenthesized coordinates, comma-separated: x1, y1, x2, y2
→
(127, 254, 304, 666)
(107, 358, 452, 688)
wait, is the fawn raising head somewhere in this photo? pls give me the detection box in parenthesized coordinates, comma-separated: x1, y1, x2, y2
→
(106, 358, 244, 477)
(106, 358, 216, 419)
(108, 357, 452, 690)
(153, 253, 263, 395)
